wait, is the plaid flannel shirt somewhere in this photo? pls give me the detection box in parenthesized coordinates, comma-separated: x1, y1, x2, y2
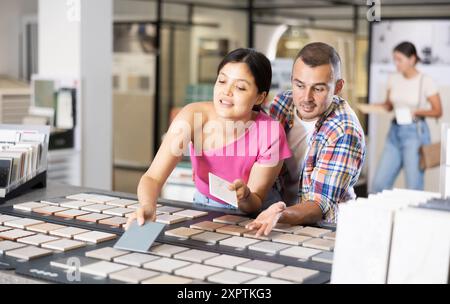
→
(268, 90, 366, 223)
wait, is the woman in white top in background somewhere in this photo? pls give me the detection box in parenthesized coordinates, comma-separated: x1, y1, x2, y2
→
(371, 41, 442, 193)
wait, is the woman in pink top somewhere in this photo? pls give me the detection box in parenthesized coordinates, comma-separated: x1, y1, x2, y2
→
(126, 48, 291, 227)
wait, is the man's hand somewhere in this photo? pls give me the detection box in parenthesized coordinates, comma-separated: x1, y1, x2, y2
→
(246, 201, 286, 237)
(124, 204, 156, 230)
(228, 179, 251, 203)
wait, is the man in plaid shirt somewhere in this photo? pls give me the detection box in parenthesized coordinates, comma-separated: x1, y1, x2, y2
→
(247, 42, 365, 236)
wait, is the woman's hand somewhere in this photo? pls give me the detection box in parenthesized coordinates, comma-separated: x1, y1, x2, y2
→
(228, 179, 251, 204)
(124, 204, 157, 230)
(245, 201, 286, 237)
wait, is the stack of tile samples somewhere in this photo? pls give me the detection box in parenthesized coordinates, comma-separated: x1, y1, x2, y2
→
(0, 213, 116, 262)
(0, 127, 49, 195)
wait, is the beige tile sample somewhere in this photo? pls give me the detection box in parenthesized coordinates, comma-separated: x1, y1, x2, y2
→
(113, 252, 160, 267)
(59, 200, 95, 209)
(0, 229, 35, 241)
(242, 230, 283, 241)
(204, 254, 250, 269)
(295, 226, 332, 238)
(213, 215, 250, 225)
(0, 240, 27, 253)
(271, 234, 311, 246)
(27, 223, 67, 234)
(150, 244, 190, 257)
(74, 231, 116, 243)
(33, 206, 69, 215)
(270, 266, 320, 283)
(215, 225, 251, 236)
(302, 238, 335, 251)
(173, 249, 219, 263)
(80, 261, 128, 277)
(81, 204, 115, 213)
(190, 231, 231, 244)
(76, 213, 112, 223)
(50, 227, 90, 238)
(0, 215, 21, 224)
(174, 264, 222, 280)
(172, 209, 208, 219)
(143, 257, 190, 273)
(157, 206, 184, 214)
(17, 234, 60, 246)
(54, 209, 91, 219)
(106, 199, 138, 207)
(5, 245, 53, 260)
(13, 202, 48, 212)
(98, 217, 128, 227)
(279, 246, 321, 260)
(248, 241, 291, 254)
(5, 218, 44, 229)
(164, 227, 203, 238)
(155, 214, 187, 225)
(42, 239, 86, 251)
(207, 270, 256, 284)
(85, 247, 129, 261)
(218, 236, 260, 249)
(236, 260, 284, 276)
(109, 267, 159, 283)
(189, 221, 226, 232)
(272, 223, 304, 234)
(103, 207, 134, 217)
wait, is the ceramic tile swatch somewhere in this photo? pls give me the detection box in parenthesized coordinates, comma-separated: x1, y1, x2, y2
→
(126, 203, 140, 210)
(216, 225, 251, 236)
(50, 227, 90, 238)
(155, 214, 187, 225)
(0, 215, 21, 224)
(204, 254, 250, 269)
(80, 261, 128, 277)
(33, 206, 69, 215)
(302, 238, 335, 251)
(27, 223, 66, 234)
(54, 209, 91, 219)
(74, 231, 116, 243)
(5, 218, 44, 229)
(109, 266, 159, 283)
(5, 245, 53, 260)
(98, 217, 128, 227)
(295, 226, 332, 238)
(323, 231, 336, 241)
(81, 204, 115, 213)
(76, 213, 112, 223)
(0, 229, 35, 241)
(270, 266, 320, 283)
(103, 207, 134, 217)
(189, 221, 226, 232)
(218, 236, 260, 249)
(42, 239, 86, 251)
(143, 257, 190, 273)
(106, 199, 138, 207)
(113, 252, 160, 267)
(279, 246, 321, 260)
(208, 270, 256, 284)
(248, 241, 291, 254)
(173, 249, 219, 263)
(236, 260, 284, 276)
(245, 277, 292, 284)
(243, 230, 283, 241)
(213, 215, 250, 225)
(172, 209, 208, 219)
(150, 244, 190, 257)
(0, 226, 12, 232)
(84, 195, 119, 204)
(41, 198, 75, 206)
(141, 274, 193, 284)
(164, 227, 203, 239)
(17, 234, 60, 246)
(13, 202, 48, 212)
(311, 251, 334, 264)
(0, 240, 27, 253)
(157, 206, 184, 214)
(85, 247, 129, 261)
(66, 193, 97, 201)
(174, 263, 222, 280)
(60, 200, 95, 209)
(271, 234, 311, 246)
(190, 231, 231, 244)
(272, 223, 304, 234)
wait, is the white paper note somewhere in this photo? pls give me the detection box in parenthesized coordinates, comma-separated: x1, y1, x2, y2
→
(394, 107, 413, 125)
(208, 173, 238, 207)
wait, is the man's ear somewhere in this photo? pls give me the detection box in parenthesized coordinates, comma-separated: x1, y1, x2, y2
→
(256, 91, 267, 105)
(334, 79, 344, 95)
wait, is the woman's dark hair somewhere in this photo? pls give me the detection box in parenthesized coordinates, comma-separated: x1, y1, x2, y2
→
(217, 48, 272, 95)
(394, 41, 421, 63)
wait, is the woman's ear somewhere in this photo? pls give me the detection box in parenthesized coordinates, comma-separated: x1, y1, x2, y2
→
(255, 91, 267, 105)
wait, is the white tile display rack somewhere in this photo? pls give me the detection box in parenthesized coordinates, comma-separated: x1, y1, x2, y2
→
(0, 124, 50, 202)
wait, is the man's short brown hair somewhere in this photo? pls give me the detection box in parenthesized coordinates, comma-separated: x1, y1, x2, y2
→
(295, 42, 342, 80)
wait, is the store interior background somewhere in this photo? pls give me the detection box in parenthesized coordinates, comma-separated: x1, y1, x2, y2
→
(1, 0, 449, 202)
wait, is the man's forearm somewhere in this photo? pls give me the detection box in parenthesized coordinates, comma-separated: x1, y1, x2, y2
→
(278, 201, 323, 226)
